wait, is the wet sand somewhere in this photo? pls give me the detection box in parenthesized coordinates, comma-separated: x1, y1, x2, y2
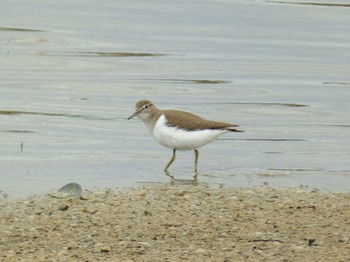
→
(1, 184, 349, 261)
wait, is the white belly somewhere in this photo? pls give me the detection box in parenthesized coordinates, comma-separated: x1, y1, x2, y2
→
(151, 114, 227, 150)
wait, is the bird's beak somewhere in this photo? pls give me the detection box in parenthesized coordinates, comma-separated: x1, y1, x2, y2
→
(127, 112, 137, 120)
(127, 108, 141, 120)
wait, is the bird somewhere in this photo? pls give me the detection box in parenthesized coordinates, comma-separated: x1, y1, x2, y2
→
(128, 100, 243, 173)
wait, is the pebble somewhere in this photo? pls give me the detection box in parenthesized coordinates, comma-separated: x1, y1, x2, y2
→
(138, 191, 146, 197)
(174, 191, 186, 196)
(254, 232, 265, 237)
(58, 205, 69, 211)
(100, 246, 110, 252)
(193, 248, 207, 255)
(137, 242, 150, 249)
(291, 245, 304, 251)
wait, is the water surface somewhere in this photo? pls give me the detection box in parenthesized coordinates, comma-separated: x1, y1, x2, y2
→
(1, 0, 349, 196)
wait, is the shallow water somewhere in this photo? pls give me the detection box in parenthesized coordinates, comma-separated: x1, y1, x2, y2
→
(1, 0, 349, 196)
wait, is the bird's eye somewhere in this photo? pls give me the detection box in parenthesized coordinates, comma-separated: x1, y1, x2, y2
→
(144, 105, 148, 109)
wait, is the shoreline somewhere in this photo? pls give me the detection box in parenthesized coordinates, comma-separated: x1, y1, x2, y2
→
(1, 184, 349, 261)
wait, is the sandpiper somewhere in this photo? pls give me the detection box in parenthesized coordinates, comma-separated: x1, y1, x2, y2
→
(128, 100, 243, 172)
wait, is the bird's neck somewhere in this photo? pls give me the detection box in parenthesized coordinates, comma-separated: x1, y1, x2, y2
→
(142, 110, 163, 132)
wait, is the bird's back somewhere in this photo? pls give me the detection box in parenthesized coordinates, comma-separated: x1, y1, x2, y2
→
(162, 109, 239, 131)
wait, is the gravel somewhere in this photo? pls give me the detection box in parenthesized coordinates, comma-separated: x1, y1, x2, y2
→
(1, 184, 349, 261)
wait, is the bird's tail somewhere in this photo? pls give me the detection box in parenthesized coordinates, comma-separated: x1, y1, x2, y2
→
(226, 128, 244, 132)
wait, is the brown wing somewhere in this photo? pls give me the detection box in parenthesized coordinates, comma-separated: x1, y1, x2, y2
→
(163, 110, 239, 131)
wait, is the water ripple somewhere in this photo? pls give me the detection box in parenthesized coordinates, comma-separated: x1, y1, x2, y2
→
(267, 1, 350, 8)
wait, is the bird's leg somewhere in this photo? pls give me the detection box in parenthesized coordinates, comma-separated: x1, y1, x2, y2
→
(164, 149, 176, 172)
(194, 149, 199, 173)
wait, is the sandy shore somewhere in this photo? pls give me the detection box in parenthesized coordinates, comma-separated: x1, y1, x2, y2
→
(1, 184, 349, 261)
